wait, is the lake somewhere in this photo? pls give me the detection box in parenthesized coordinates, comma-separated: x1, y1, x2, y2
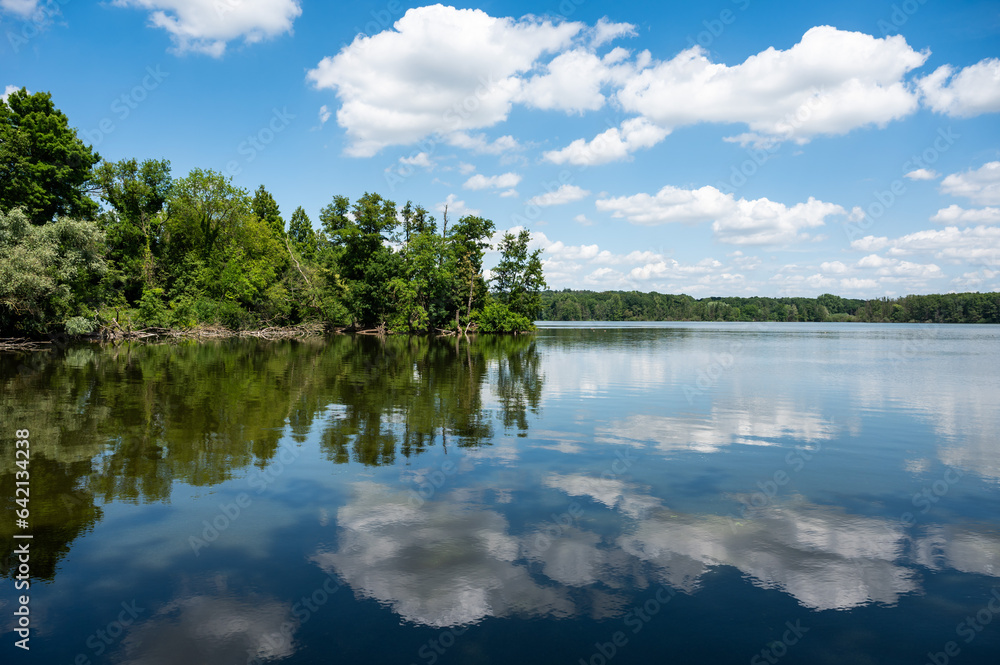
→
(2, 322, 999, 664)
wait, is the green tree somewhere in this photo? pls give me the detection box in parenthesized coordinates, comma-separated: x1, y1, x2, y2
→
(93, 158, 172, 299)
(0, 88, 100, 224)
(448, 215, 495, 327)
(491, 229, 546, 323)
(288, 206, 317, 260)
(252, 185, 285, 239)
(0, 208, 107, 333)
(162, 169, 285, 320)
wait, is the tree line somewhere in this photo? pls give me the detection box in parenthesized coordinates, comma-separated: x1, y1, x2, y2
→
(541, 290, 1000, 323)
(0, 88, 546, 337)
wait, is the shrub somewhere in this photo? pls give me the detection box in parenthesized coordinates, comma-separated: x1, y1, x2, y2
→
(474, 301, 533, 333)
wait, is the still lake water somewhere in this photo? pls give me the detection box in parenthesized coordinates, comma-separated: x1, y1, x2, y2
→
(2, 322, 999, 664)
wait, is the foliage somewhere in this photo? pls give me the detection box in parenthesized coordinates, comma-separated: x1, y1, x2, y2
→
(492, 229, 546, 321)
(0, 208, 107, 333)
(540, 290, 1000, 324)
(0, 89, 541, 336)
(93, 158, 172, 301)
(475, 300, 534, 333)
(0, 88, 100, 224)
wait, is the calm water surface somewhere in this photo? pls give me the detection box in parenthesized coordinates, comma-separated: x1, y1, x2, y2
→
(2, 323, 999, 664)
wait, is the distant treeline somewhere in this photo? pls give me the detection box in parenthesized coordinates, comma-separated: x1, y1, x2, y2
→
(540, 290, 1000, 323)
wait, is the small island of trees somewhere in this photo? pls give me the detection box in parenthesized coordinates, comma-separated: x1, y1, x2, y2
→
(0, 88, 545, 338)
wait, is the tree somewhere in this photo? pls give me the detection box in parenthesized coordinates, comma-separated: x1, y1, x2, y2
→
(251, 185, 285, 239)
(448, 215, 495, 326)
(0, 88, 101, 224)
(93, 158, 172, 299)
(491, 229, 546, 322)
(162, 169, 284, 315)
(0, 207, 107, 333)
(288, 206, 317, 259)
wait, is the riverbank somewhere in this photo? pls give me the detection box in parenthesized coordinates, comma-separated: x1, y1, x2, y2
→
(0, 321, 517, 351)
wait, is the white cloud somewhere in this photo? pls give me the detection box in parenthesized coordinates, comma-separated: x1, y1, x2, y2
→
(940, 162, 1000, 205)
(317, 104, 331, 127)
(527, 184, 590, 207)
(544, 117, 669, 166)
(306, 5, 581, 156)
(904, 168, 938, 181)
(516, 49, 611, 113)
(597, 185, 731, 224)
(857, 254, 894, 268)
(463, 172, 521, 190)
(872, 225, 1000, 264)
(0, 0, 38, 17)
(113, 0, 301, 57)
(918, 58, 1000, 117)
(499, 189, 519, 198)
(399, 152, 433, 169)
(850, 235, 890, 252)
(854, 254, 942, 278)
(574, 214, 595, 226)
(446, 132, 520, 155)
(516, 46, 645, 114)
(839, 277, 880, 290)
(931, 205, 1000, 225)
(1, 85, 19, 102)
(597, 185, 845, 245)
(458, 162, 476, 175)
(435, 193, 479, 218)
(616, 26, 927, 147)
(820, 260, 849, 274)
(590, 17, 636, 48)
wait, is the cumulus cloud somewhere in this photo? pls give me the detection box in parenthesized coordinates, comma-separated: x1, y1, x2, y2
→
(435, 193, 479, 218)
(596, 185, 845, 245)
(940, 161, 1000, 205)
(615, 26, 927, 147)
(516, 46, 646, 114)
(317, 104, 331, 127)
(113, 0, 302, 57)
(931, 205, 1000, 225)
(543, 117, 669, 165)
(1, 85, 19, 102)
(464, 172, 522, 190)
(399, 152, 433, 169)
(306, 5, 582, 156)
(918, 58, 1000, 117)
(589, 17, 636, 48)
(864, 226, 1000, 264)
(855, 254, 943, 278)
(447, 132, 521, 155)
(527, 184, 590, 206)
(850, 235, 890, 252)
(0, 0, 39, 17)
(904, 168, 938, 180)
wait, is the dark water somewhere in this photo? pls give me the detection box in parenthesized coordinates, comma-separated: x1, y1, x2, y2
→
(2, 323, 999, 664)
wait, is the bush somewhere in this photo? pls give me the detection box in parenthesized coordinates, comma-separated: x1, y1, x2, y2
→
(137, 288, 168, 327)
(474, 301, 533, 333)
(64, 316, 95, 335)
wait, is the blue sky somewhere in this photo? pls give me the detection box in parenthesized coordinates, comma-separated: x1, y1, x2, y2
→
(3, 0, 1000, 297)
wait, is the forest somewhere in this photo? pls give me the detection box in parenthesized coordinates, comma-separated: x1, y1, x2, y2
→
(540, 290, 1000, 323)
(0, 88, 545, 337)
